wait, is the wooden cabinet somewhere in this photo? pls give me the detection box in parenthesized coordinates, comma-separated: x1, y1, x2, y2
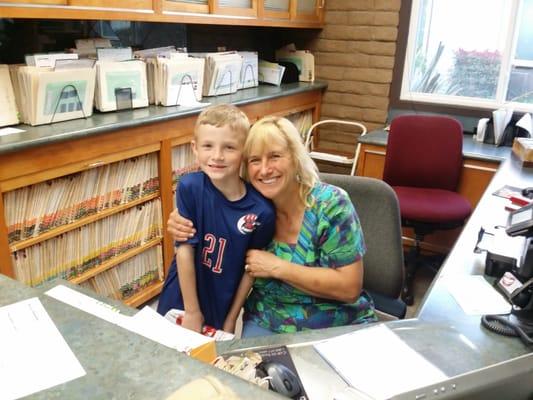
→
(0, 89, 322, 307)
(0, 0, 325, 27)
(68, 0, 153, 9)
(355, 142, 499, 254)
(259, 0, 324, 23)
(212, 0, 258, 17)
(162, 0, 209, 13)
(291, 0, 324, 23)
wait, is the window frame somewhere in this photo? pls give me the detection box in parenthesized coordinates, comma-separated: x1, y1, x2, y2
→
(390, 0, 531, 116)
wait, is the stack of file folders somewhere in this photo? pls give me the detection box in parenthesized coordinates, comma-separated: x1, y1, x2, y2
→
(191, 52, 243, 97)
(275, 44, 315, 82)
(94, 60, 149, 112)
(237, 51, 259, 89)
(10, 64, 96, 126)
(145, 53, 205, 107)
(0, 64, 19, 127)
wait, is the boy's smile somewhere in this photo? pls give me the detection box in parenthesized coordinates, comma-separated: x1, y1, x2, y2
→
(192, 124, 245, 192)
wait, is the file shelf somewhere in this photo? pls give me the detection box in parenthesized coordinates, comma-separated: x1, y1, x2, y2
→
(0, 86, 324, 306)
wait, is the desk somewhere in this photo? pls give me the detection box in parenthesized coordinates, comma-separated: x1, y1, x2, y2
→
(0, 275, 281, 399)
(1, 155, 532, 399)
(218, 154, 533, 398)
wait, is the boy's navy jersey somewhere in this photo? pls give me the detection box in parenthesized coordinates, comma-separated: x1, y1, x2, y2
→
(157, 172, 275, 329)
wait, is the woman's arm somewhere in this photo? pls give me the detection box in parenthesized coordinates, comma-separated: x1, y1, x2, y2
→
(245, 249, 363, 303)
(167, 208, 196, 242)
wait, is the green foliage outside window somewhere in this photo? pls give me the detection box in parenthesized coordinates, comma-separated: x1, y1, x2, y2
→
(450, 49, 501, 99)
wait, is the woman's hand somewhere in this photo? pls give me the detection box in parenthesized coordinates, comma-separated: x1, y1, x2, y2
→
(167, 209, 196, 242)
(181, 309, 204, 333)
(245, 249, 284, 279)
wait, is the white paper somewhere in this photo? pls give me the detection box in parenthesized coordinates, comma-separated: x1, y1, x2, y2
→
(445, 275, 512, 315)
(97, 47, 133, 62)
(314, 324, 447, 400)
(0, 127, 24, 136)
(492, 108, 513, 145)
(475, 118, 489, 142)
(516, 113, 532, 137)
(123, 306, 213, 352)
(45, 285, 212, 353)
(0, 297, 86, 400)
(45, 284, 128, 325)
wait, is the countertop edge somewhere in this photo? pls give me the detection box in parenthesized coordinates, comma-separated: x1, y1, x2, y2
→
(0, 81, 327, 155)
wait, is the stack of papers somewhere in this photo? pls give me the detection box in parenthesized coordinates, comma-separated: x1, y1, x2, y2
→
(25, 53, 79, 68)
(0, 65, 19, 127)
(146, 54, 206, 107)
(73, 38, 112, 58)
(258, 60, 285, 86)
(191, 52, 243, 96)
(237, 51, 259, 89)
(275, 43, 315, 82)
(94, 60, 148, 112)
(314, 324, 447, 399)
(45, 284, 216, 362)
(10, 65, 96, 126)
(492, 108, 514, 146)
(0, 297, 86, 400)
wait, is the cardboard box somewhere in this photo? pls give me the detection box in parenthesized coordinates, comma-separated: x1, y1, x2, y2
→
(512, 137, 533, 166)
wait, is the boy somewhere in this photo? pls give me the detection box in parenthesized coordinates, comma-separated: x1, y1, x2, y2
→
(157, 104, 275, 333)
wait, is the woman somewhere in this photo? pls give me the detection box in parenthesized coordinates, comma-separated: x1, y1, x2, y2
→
(168, 116, 377, 336)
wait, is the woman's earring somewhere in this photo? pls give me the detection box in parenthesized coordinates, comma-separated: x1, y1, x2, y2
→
(296, 174, 301, 182)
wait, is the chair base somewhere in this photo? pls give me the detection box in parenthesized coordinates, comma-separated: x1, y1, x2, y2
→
(401, 244, 446, 306)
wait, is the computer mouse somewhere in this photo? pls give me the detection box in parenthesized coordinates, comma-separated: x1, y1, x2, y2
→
(522, 187, 533, 199)
(258, 361, 302, 398)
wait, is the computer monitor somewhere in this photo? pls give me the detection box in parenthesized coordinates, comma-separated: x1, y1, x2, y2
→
(392, 351, 533, 400)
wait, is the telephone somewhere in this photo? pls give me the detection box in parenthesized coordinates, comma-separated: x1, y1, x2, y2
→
(481, 203, 533, 346)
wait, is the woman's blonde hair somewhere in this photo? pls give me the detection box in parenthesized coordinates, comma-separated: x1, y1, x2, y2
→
(242, 116, 319, 205)
(194, 104, 250, 140)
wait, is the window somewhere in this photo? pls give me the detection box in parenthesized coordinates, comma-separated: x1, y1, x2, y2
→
(401, 0, 533, 112)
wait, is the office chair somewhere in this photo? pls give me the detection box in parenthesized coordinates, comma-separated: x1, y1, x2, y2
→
(321, 173, 406, 319)
(305, 120, 367, 176)
(382, 114, 472, 305)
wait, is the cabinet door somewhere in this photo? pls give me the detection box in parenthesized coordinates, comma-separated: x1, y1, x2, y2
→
(0, 0, 66, 4)
(259, 0, 290, 19)
(162, 0, 209, 13)
(291, 0, 324, 22)
(68, 0, 153, 9)
(212, 0, 258, 17)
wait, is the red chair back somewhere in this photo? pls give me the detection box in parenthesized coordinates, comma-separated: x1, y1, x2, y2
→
(383, 115, 464, 191)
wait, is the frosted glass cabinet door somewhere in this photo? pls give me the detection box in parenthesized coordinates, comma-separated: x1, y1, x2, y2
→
(260, 0, 290, 19)
(0, 0, 66, 4)
(212, 0, 258, 16)
(68, 0, 153, 9)
(292, 0, 324, 22)
(162, 0, 209, 13)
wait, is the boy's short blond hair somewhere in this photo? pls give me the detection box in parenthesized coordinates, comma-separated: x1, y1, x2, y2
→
(194, 104, 250, 140)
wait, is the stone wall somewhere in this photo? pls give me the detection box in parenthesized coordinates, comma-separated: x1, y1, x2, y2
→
(308, 0, 401, 154)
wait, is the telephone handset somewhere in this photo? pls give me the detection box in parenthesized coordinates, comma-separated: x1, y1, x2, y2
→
(481, 203, 533, 346)
(481, 276, 533, 346)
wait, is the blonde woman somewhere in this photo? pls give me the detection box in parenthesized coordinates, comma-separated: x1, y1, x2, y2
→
(168, 116, 376, 337)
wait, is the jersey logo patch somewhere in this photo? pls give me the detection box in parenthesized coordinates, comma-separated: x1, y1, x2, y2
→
(237, 214, 260, 234)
